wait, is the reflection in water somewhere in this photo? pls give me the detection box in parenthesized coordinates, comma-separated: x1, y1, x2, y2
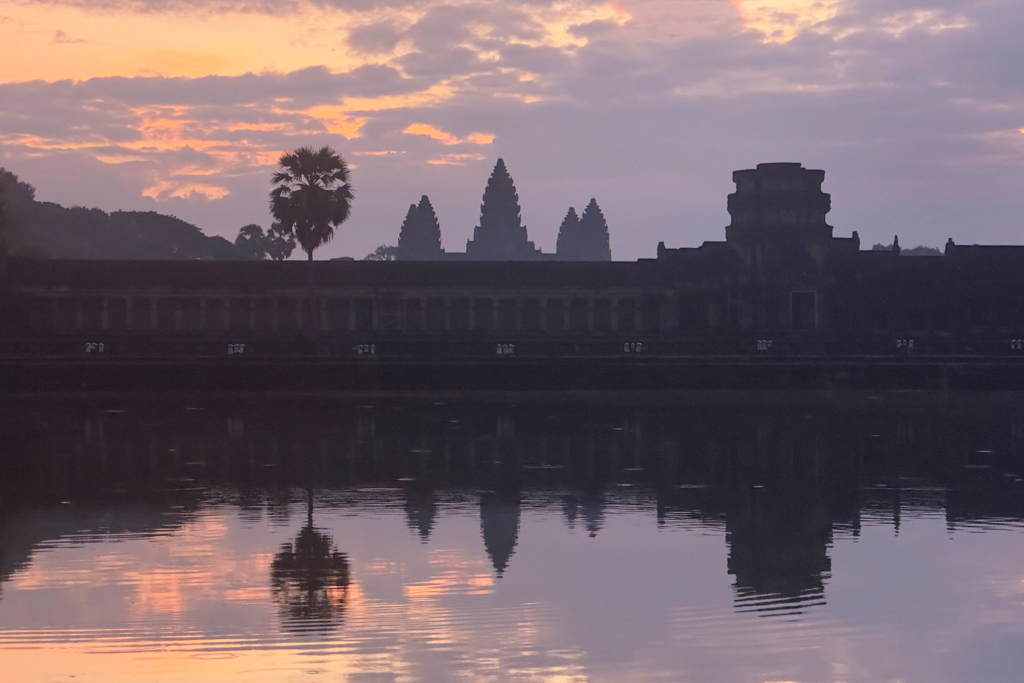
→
(271, 525, 351, 631)
(271, 490, 350, 631)
(0, 392, 1023, 623)
(561, 491, 606, 538)
(403, 485, 438, 543)
(480, 490, 520, 576)
(726, 488, 831, 615)
(580, 490, 606, 538)
(1, 393, 1024, 681)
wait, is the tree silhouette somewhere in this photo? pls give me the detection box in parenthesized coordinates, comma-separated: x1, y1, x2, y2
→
(265, 224, 298, 261)
(234, 223, 296, 261)
(364, 244, 399, 261)
(0, 167, 242, 259)
(270, 489, 351, 631)
(0, 181, 8, 261)
(270, 146, 354, 261)
(397, 195, 444, 260)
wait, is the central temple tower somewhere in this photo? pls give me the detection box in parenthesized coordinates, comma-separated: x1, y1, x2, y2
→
(465, 159, 541, 261)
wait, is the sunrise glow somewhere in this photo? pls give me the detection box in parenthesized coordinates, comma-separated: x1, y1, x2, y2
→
(403, 124, 496, 146)
(0, 0, 1012, 261)
(731, 0, 839, 43)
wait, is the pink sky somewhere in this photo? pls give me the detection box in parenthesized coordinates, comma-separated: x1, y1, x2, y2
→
(0, 0, 1022, 259)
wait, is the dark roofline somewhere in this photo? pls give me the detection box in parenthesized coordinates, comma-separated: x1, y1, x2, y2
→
(1, 257, 671, 290)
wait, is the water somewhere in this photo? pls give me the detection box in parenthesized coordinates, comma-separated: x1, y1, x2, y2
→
(1, 392, 1024, 682)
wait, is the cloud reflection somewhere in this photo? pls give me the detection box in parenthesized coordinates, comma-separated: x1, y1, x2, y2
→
(1, 397, 1024, 681)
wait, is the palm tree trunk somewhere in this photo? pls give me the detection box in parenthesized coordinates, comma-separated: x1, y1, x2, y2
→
(307, 485, 314, 528)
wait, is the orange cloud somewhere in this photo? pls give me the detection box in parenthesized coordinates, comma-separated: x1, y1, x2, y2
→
(427, 153, 488, 165)
(731, 0, 839, 43)
(94, 153, 149, 164)
(302, 106, 368, 138)
(404, 123, 495, 146)
(0, 2, 371, 81)
(143, 180, 230, 201)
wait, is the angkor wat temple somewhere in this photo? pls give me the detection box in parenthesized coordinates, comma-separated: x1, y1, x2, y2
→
(3, 160, 1024, 391)
(396, 158, 612, 261)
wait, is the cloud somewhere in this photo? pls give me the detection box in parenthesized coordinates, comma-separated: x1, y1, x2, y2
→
(567, 19, 620, 39)
(346, 20, 403, 54)
(403, 123, 494, 145)
(1, 0, 1024, 261)
(731, 0, 840, 44)
(142, 179, 230, 200)
(52, 29, 89, 44)
(10, 0, 593, 17)
(427, 151, 487, 165)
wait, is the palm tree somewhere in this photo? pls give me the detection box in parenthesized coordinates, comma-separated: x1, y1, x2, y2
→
(269, 146, 354, 261)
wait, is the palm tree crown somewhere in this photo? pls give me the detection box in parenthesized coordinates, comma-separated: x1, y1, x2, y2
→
(270, 145, 354, 260)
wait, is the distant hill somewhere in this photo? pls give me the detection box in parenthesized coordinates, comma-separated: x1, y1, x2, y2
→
(0, 168, 249, 260)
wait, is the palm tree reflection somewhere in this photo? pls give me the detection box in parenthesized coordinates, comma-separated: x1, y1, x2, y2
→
(271, 489, 350, 631)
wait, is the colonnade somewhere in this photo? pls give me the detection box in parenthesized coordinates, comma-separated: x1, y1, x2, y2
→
(31, 291, 673, 336)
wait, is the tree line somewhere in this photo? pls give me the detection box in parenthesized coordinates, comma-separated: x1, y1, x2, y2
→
(0, 145, 354, 262)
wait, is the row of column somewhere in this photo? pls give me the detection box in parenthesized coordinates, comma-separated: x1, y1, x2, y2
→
(387, 296, 653, 333)
(42, 294, 669, 335)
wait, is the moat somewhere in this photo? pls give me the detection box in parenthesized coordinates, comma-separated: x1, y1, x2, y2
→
(1, 391, 1023, 682)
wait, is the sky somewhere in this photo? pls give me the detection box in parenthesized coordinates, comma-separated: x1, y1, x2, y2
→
(0, 0, 1022, 260)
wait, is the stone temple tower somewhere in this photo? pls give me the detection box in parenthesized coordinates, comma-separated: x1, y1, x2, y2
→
(465, 159, 541, 261)
(725, 162, 833, 269)
(397, 195, 444, 261)
(555, 199, 612, 261)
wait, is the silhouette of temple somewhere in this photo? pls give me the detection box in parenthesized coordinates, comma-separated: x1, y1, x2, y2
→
(7, 160, 1024, 391)
(465, 159, 541, 261)
(397, 195, 444, 261)
(396, 159, 612, 262)
(557, 200, 611, 262)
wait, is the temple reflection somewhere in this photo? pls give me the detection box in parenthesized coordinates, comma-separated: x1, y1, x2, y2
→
(403, 483, 438, 543)
(562, 490, 606, 537)
(1, 393, 1023, 617)
(480, 490, 520, 577)
(725, 488, 831, 615)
